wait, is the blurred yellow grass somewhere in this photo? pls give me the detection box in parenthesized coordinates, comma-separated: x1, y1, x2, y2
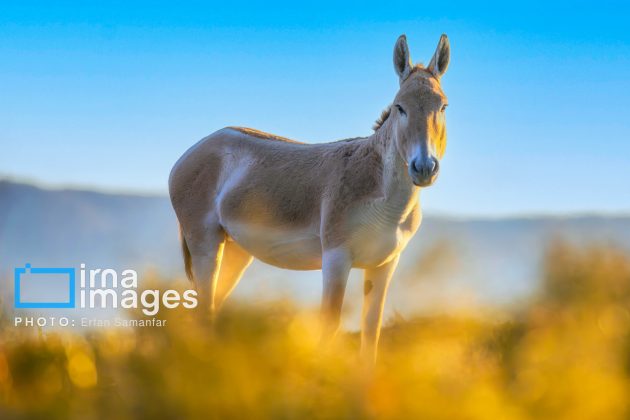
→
(1, 242, 629, 419)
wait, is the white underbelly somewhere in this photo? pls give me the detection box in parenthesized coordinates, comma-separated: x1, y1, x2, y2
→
(221, 205, 421, 270)
(224, 222, 322, 270)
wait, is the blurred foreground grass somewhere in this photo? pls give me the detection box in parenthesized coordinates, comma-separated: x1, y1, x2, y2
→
(1, 242, 630, 419)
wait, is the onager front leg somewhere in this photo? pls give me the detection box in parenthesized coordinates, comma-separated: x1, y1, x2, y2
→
(320, 248, 352, 343)
(361, 255, 399, 363)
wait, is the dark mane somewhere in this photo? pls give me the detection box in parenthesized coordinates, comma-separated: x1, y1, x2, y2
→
(372, 106, 391, 131)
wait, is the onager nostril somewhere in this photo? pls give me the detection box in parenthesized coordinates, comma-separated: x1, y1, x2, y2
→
(431, 158, 440, 176)
(411, 159, 421, 174)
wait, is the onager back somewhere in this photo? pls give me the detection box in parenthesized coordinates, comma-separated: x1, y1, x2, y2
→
(169, 34, 451, 362)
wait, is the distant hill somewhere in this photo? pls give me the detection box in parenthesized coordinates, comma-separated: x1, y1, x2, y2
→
(2, 180, 629, 325)
(0, 180, 180, 276)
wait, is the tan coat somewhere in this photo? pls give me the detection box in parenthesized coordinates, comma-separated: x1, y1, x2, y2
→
(169, 34, 451, 362)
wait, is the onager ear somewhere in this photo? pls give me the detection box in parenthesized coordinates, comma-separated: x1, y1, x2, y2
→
(393, 34, 412, 84)
(427, 34, 450, 79)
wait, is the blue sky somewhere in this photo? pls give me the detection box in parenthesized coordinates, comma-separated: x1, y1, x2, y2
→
(1, 1, 629, 216)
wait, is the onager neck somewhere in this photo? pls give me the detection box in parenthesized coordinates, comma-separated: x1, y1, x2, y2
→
(368, 116, 420, 214)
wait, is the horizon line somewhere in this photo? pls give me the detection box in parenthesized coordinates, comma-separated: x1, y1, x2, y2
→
(3, 174, 630, 221)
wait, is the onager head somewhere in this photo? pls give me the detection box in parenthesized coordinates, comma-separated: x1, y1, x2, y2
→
(387, 34, 450, 187)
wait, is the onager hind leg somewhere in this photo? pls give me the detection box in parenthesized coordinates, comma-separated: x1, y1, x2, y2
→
(214, 240, 253, 311)
(360, 255, 399, 363)
(185, 220, 226, 320)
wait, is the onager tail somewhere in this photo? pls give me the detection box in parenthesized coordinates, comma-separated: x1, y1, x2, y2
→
(179, 225, 193, 282)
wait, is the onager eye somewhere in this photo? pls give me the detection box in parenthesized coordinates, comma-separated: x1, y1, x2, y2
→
(395, 104, 406, 116)
(441, 104, 448, 112)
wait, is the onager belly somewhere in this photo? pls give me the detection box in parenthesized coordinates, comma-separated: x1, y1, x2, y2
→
(220, 200, 422, 271)
(223, 222, 323, 270)
(226, 221, 414, 271)
(222, 206, 421, 271)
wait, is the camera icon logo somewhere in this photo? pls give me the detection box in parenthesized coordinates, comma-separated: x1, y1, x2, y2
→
(14, 264, 76, 308)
